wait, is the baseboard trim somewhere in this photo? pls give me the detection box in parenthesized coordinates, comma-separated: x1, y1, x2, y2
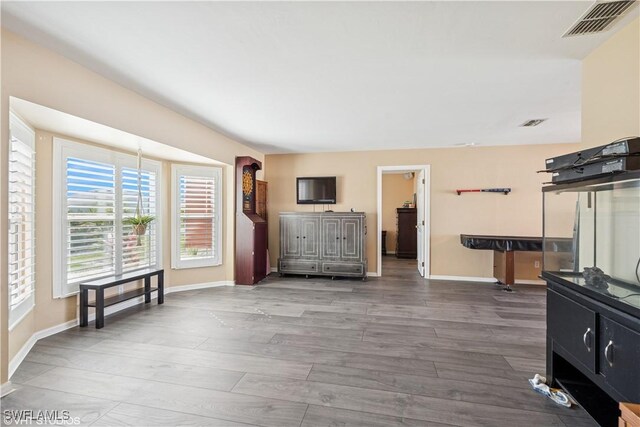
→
(270, 267, 278, 273)
(429, 275, 545, 285)
(429, 275, 497, 283)
(1, 381, 16, 398)
(166, 281, 234, 294)
(7, 280, 234, 379)
(8, 318, 77, 379)
(8, 335, 36, 380)
(515, 279, 546, 285)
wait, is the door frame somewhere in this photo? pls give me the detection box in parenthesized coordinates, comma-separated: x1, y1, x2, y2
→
(376, 165, 431, 278)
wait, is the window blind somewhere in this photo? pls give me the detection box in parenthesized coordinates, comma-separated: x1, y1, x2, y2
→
(8, 115, 36, 327)
(54, 138, 163, 297)
(171, 165, 221, 269)
(65, 157, 116, 283)
(122, 167, 157, 272)
(179, 174, 216, 261)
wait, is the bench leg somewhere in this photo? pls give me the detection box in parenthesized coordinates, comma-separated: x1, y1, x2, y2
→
(144, 276, 151, 303)
(158, 271, 164, 304)
(96, 288, 105, 329)
(79, 289, 88, 327)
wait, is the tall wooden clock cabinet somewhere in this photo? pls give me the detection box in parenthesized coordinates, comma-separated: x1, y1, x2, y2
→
(235, 157, 268, 285)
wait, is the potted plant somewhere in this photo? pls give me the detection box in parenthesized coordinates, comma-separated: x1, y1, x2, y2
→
(123, 215, 155, 236)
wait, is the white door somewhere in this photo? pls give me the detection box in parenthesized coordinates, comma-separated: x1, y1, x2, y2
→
(416, 169, 425, 277)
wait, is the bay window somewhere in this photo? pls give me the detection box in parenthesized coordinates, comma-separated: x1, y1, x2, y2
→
(53, 138, 161, 297)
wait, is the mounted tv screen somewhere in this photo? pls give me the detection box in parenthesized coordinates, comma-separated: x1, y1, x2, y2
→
(297, 176, 336, 204)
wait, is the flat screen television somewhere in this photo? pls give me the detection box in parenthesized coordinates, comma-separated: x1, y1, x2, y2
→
(297, 176, 336, 204)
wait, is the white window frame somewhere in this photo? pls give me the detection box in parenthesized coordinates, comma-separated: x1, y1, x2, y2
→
(171, 164, 222, 269)
(8, 112, 36, 330)
(53, 138, 163, 298)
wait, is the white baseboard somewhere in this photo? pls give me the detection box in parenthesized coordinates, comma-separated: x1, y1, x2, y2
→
(1, 381, 16, 398)
(429, 275, 497, 283)
(270, 267, 278, 273)
(429, 275, 545, 285)
(515, 279, 545, 285)
(7, 280, 233, 380)
(8, 334, 36, 380)
(166, 281, 234, 294)
(8, 318, 77, 379)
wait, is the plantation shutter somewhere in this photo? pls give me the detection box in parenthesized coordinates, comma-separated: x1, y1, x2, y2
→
(65, 157, 116, 284)
(172, 165, 222, 268)
(122, 167, 157, 272)
(180, 175, 215, 260)
(8, 114, 36, 327)
(54, 138, 162, 297)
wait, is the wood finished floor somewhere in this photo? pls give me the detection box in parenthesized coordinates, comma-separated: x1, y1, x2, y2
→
(4, 257, 597, 426)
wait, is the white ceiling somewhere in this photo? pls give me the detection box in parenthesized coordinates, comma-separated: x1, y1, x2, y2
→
(2, 1, 637, 154)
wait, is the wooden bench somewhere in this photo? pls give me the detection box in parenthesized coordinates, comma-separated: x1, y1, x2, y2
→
(79, 268, 164, 329)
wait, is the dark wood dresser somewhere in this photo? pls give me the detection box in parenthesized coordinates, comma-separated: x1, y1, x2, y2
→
(395, 208, 417, 259)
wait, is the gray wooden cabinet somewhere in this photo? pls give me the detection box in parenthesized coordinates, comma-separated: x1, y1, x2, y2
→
(278, 212, 367, 279)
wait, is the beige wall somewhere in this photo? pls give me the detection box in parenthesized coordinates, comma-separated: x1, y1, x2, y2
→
(382, 174, 415, 254)
(582, 17, 639, 149)
(265, 143, 580, 277)
(1, 30, 264, 383)
(581, 17, 640, 287)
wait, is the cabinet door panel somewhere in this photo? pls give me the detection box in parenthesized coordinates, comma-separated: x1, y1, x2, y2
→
(598, 317, 640, 401)
(281, 216, 301, 257)
(547, 289, 596, 372)
(341, 217, 362, 260)
(322, 218, 341, 259)
(301, 217, 320, 257)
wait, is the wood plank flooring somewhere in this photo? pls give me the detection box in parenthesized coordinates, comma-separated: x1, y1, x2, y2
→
(4, 257, 596, 426)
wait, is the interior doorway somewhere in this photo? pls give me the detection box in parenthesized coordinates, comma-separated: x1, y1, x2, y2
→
(376, 165, 430, 278)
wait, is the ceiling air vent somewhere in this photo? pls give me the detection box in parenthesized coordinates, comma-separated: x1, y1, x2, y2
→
(563, 1, 637, 37)
(521, 119, 547, 127)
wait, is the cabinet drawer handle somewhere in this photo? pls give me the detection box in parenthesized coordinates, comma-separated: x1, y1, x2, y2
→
(343, 237, 346, 240)
(303, 236, 306, 239)
(336, 237, 339, 240)
(583, 328, 592, 352)
(604, 340, 614, 367)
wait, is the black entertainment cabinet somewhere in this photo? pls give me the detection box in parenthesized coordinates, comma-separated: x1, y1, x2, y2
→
(546, 275, 640, 426)
(543, 172, 640, 427)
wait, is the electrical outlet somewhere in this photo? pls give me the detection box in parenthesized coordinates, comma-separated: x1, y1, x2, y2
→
(534, 261, 540, 269)
(118, 285, 124, 295)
